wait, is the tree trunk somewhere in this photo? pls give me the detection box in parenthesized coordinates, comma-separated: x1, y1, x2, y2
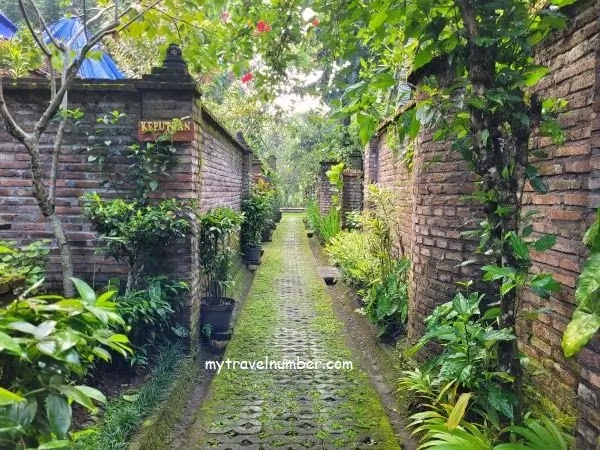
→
(27, 140, 74, 297)
(457, 0, 524, 423)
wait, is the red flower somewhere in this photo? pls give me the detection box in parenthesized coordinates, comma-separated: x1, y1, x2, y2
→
(256, 20, 271, 33)
(311, 18, 320, 27)
(241, 72, 253, 83)
(221, 11, 230, 23)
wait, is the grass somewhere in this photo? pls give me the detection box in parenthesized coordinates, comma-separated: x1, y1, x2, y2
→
(71, 342, 187, 450)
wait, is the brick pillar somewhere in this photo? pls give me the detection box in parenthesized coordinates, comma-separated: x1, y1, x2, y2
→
(317, 161, 336, 215)
(342, 169, 363, 226)
(140, 44, 202, 351)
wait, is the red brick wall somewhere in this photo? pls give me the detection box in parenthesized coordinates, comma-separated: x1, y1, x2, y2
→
(0, 77, 251, 348)
(527, 3, 599, 446)
(366, 2, 599, 446)
(196, 107, 247, 213)
(364, 133, 415, 255)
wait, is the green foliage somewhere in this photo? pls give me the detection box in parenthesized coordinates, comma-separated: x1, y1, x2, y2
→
(87, 114, 180, 201)
(365, 257, 410, 338)
(563, 208, 600, 357)
(305, 200, 321, 231)
(198, 207, 244, 301)
(325, 231, 380, 288)
(82, 193, 190, 291)
(0, 278, 130, 449)
(127, 134, 179, 201)
(71, 342, 186, 450)
(315, 209, 342, 243)
(0, 240, 50, 293)
(325, 185, 409, 337)
(400, 369, 573, 448)
(409, 291, 517, 421)
(241, 184, 275, 248)
(0, 30, 43, 78)
(114, 277, 189, 368)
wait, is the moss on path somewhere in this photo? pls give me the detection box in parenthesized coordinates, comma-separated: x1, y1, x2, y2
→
(181, 215, 400, 449)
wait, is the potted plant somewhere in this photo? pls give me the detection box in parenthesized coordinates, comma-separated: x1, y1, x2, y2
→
(241, 187, 270, 263)
(198, 207, 244, 333)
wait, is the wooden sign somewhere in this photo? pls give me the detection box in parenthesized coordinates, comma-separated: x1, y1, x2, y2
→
(137, 118, 194, 142)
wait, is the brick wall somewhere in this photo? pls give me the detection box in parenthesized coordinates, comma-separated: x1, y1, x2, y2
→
(317, 161, 335, 215)
(0, 49, 251, 349)
(365, 2, 599, 446)
(528, 3, 600, 446)
(196, 107, 247, 213)
(342, 169, 363, 222)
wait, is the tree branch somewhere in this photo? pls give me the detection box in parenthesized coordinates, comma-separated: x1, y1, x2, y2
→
(25, 0, 65, 52)
(49, 116, 67, 204)
(0, 77, 31, 143)
(18, 0, 51, 57)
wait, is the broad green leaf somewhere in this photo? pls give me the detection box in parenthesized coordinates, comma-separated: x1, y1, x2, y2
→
(509, 232, 529, 261)
(73, 386, 106, 404)
(523, 65, 550, 87)
(0, 331, 23, 355)
(369, 11, 388, 30)
(482, 265, 516, 281)
(46, 394, 71, 439)
(534, 235, 556, 252)
(413, 47, 433, 71)
(0, 245, 15, 254)
(92, 346, 112, 362)
(34, 320, 57, 339)
(549, 0, 578, 6)
(562, 309, 600, 357)
(575, 252, 600, 306)
(71, 277, 96, 305)
(0, 388, 25, 406)
(446, 392, 471, 431)
(6, 321, 37, 335)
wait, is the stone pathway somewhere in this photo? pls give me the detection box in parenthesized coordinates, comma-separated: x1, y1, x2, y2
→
(181, 215, 400, 449)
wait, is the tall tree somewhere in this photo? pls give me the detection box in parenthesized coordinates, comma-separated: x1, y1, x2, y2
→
(0, 0, 158, 295)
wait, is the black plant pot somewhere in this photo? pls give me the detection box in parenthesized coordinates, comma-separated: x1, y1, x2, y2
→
(201, 297, 235, 333)
(261, 228, 273, 242)
(307, 230, 314, 238)
(243, 245, 262, 263)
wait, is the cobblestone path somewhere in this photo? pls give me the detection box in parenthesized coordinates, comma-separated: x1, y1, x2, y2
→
(182, 215, 400, 449)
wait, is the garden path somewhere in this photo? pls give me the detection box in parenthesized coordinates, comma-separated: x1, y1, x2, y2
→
(180, 214, 400, 449)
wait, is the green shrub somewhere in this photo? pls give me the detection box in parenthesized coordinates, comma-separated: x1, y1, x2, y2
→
(0, 279, 130, 449)
(316, 208, 341, 242)
(305, 199, 320, 231)
(0, 240, 50, 293)
(365, 257, 409, 338)
(241, 185, 273, 248)
(82, 193, 190, 292)
(325, 231, 380, 289)
(408, 291, 517, 421)
(324, 184, 410, 337)
(115, 277, 188, 368)
(198, 207, 244, 300)
(403, 387, 574, 449)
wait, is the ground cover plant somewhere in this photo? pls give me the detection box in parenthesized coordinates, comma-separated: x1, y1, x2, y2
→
(0, 279, 131, 449)
(324, 184, 409, 338)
